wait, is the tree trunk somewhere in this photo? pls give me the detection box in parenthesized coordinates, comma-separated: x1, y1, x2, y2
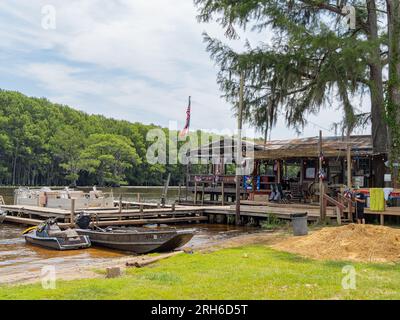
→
(368, 0, 388, 187)
(387, 0, 400, 186)
(12, 154, 18, 186)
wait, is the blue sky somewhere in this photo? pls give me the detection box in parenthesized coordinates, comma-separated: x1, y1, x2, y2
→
(0, 0, 370, 139)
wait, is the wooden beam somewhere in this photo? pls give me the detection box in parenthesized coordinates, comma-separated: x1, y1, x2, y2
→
(70, 198, 76, 227)
(235, 70, 245, 226)
(347, 135, 352, 188)
(194, 181, 197, 205)
(318, 130, 325, 221)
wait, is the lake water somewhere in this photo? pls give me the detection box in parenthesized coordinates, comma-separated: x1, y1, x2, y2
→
(0, 186, 183, 205)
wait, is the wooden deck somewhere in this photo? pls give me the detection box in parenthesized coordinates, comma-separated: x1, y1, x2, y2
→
(3, 200, 400, 227)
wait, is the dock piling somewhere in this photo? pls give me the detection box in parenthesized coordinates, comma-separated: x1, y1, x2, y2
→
(70, 198, 75, 227)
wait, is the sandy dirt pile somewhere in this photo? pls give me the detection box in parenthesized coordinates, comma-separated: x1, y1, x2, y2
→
(272, 224, 400, 263)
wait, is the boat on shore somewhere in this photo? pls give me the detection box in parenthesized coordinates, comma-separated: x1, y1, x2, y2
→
(23, 219, 91, 251)
(75, 227, 194, 254)
(75, 212, 194, 253)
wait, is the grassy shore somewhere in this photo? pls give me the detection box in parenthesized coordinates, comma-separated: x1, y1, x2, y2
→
(1, 246, 399, 300)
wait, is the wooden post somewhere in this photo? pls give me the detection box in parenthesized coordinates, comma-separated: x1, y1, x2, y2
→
(235, 70, 245, 225)
(348, 201, 353, 222)
(380, 213, 384, 226)
(161, 173, 171, 207)
(185, 166, 190, 201)
(277, 160, 281, 184)
(318, 130, 325, 222)
(201, 183, 205, 205)
(347, 141, 352, 188)
(178, 183, 182, 203)
(172, 202, 176, 211)
(118, 195, 122, 214)
(194, 181, 197, 205)
(70, 198, 75, 227)
(221, 181, 225, 206)
(137, 193, 141, 203)
(336, 207, 342, 225)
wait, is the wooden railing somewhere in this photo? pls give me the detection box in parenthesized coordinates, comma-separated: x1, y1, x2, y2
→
(337, 193, 354, 221)
(323, 193, 346, 225)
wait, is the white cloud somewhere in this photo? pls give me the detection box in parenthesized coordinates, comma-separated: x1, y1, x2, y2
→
(0, 0, 370, 139)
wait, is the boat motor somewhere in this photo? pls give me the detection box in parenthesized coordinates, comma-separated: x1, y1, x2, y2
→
(76, 211, 92, 229)
(0, 210, 6, 224)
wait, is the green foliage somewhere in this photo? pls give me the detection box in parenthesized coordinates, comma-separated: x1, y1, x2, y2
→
(0, 89, 188, 186)
(194, 0, 386, 141)
(261, 212, 284, 230)
(80, 134, 141, 186)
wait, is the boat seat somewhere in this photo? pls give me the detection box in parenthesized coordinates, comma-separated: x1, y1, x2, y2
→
(47, 230, 66, 238)
(48, 228, 79, 239)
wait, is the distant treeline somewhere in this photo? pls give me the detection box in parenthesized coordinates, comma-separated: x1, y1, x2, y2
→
(0, 90, 209, 187)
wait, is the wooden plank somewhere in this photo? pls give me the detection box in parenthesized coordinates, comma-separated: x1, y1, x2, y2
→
(64, 216, 208, 228)
(4, 214, 207, 228)
(204, 208, 321, 220)
(4, 215, 43, 225)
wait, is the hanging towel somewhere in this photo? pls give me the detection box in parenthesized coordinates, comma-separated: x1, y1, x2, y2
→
(369, 188, 385, 212)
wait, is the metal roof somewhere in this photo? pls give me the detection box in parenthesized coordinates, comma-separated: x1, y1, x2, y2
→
(188, 135, 376, 161)
(254, 135, 374, 159)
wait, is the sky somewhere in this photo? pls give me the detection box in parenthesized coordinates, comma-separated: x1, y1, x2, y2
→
(0, 0, 371, 140)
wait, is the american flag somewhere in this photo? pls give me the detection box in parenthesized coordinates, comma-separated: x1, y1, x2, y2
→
(179, 96, 191, 138)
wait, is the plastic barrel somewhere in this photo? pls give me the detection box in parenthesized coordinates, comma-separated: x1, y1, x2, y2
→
(290, 212, 308, 236)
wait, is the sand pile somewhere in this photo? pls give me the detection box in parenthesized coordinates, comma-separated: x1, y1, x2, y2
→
(272, 224, 400, 263)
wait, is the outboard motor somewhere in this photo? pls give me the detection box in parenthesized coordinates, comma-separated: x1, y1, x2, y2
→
(75, 211, 91, 229)
(0, 210, 6, 224)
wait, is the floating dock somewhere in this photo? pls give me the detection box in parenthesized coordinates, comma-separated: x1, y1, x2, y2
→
(0, 199, 337, 229)
(2, 196, 397, 228)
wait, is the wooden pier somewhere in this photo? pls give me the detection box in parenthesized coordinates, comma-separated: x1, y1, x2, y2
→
(0, 199, 339, 229)
(3, 195, 399, 228)
(0, 203, 214, 228)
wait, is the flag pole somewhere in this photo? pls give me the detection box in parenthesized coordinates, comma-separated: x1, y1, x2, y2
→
(185, 96, 191, 202)
(235, 72, 244, 225)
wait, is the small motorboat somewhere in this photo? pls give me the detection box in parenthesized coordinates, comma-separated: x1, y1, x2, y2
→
(23, 218, 91, 251)
(75, 212, 194, 254)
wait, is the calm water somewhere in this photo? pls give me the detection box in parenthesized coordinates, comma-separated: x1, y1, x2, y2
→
(0, 186, 182, 205)
(0, 186, 259, 282)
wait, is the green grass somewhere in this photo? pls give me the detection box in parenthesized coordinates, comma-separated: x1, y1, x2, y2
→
(1, 246, 399, 300)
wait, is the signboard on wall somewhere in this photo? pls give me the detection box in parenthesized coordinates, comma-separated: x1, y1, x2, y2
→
(385, 174, 392, 182)
(305, 167, 316, 179)
(353, 176, 364, 187)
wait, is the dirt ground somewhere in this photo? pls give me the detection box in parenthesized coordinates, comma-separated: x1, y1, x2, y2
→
(273, 224, 400, 263)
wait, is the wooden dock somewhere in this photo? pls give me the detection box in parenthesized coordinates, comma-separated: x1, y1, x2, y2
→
(0, 200, 339, 228)
(6, 197, 400, 227)
(0, 203, 221, 228)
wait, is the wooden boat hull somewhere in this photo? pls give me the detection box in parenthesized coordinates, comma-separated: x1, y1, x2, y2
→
(76, 228, 194, 254)
(24, 232, 91, 251)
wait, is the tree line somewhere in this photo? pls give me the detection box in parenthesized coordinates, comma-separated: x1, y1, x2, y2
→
(0, 89, 196, 187)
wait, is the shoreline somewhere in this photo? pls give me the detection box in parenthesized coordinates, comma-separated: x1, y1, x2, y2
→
(0, 229, 289, 286)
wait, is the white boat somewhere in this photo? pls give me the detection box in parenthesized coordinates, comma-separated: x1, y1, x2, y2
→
(14, 187, 114, 210)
